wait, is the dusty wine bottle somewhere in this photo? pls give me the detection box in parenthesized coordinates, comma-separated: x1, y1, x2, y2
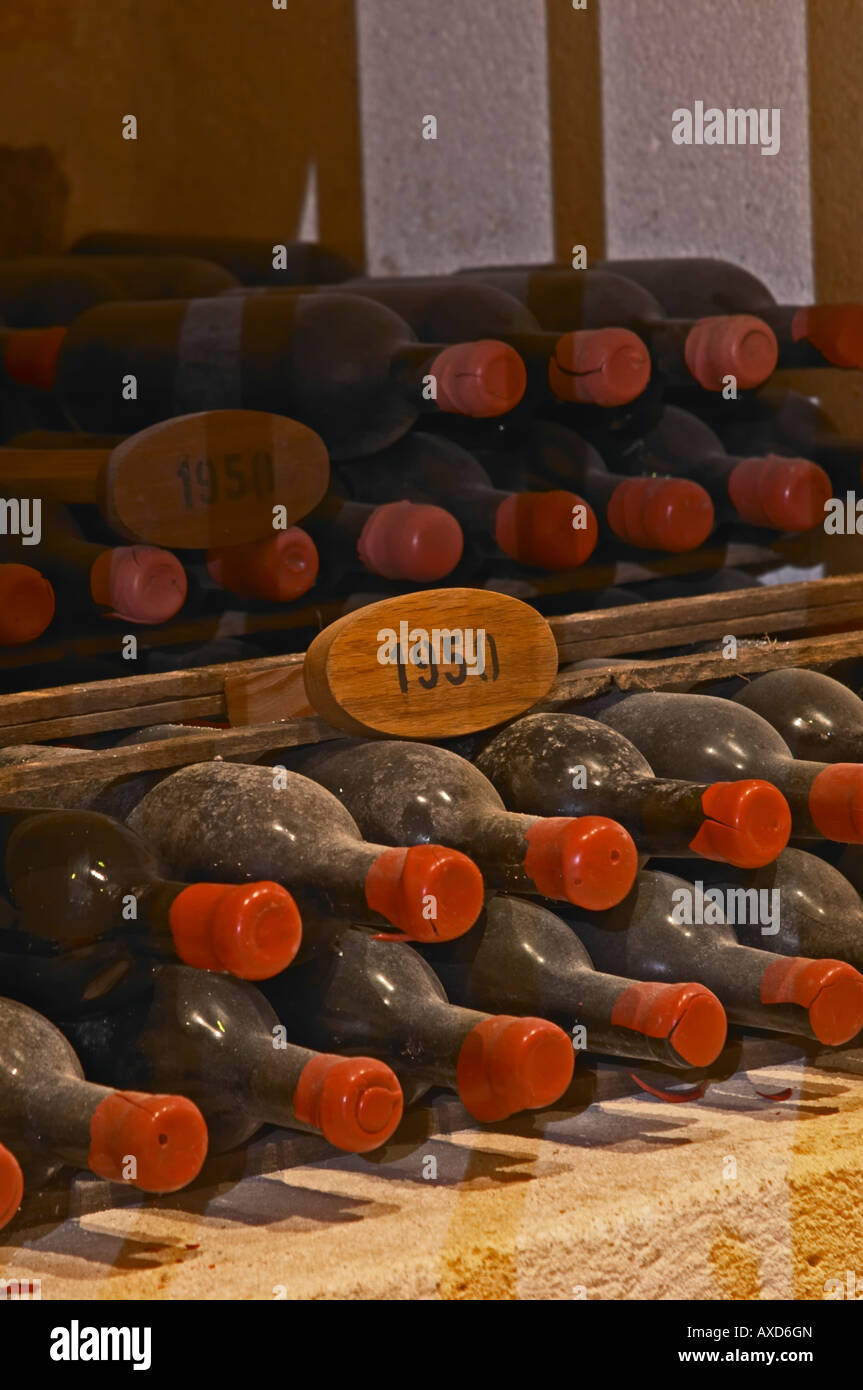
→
(583, 691, 863, 844)
(124, 760, 486, 940)
(656, 847, 863, 973)
(247, 277, 651, 408)
(594, 256, 863, 371)
(270, 738, 638, 910)
(475, 712, 792, 867)
(0, 995, 209, 1191)
(0, 254, 238, 326)
(70, 231, 360, 285)
(1, 808, 303, 981)
(337, 430, 598, 571)
(63, 965, 405, 1154)
(575, 403, 832, 533)
(0, 294, 528, 457)
(260, 924, 575, 1119)
(455, 265, 778, 390)
(565, 869, 863, 1044)
(1, 503, 188, 625)
(413, 893, 728, 1069)
(476, 418, 717, 553)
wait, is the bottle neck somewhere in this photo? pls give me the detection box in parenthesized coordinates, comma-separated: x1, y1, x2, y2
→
(1, 1068, 112, 1170)
(388, 342, 451, 414)
(464, 807, 548, 895)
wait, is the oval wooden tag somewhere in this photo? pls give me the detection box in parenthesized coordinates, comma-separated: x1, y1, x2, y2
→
(303, 587, 559, 738)
(102, 410, 330, 548)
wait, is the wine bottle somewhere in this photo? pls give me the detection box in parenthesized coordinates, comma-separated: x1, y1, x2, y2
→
(0, 294, 528, 457)
(656, 847, 863, 973)
(70, 232, 360, 286)
(124, 760, 486, 939)
(413, 893, 728, 1068)
(730, 667, 863, 765)
(268, 738, 638, 910)
(337, 430, 598, 571)
(594, 256, 863, 371)
(1, 808, 303, 982)
(574, 403, 832, 533)
(304, 492, 465, 582)
(205, 528, 320, 601)
(1, 503, 188, 625)
(475, 712, 791, 867)
(699, 386, 863, 488)
(585, 691, 863, 844)
(253, 278, 651, 408)
(455, 266, 778, 391)
(566, 869, 863, 1044)
(0, 255, 237, 326)
(478, 418, 716, 553)
(0, 259, 122, 327)
(63, 965, 404, 1154)
(0, 563, 55, 644)
(260, 924, 574, 1118)
(0, 995, 208, 1190)
(0, 1143, 22, 1229)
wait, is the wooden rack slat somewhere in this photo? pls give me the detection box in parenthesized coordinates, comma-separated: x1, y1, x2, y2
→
(545, 630, 863, 706)
(0, 574, 859, 793)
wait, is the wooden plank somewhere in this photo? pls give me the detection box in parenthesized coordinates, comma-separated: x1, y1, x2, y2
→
(546, 630, 863, 705)
(224, 664, 315, 724)
(552, 599, 863, 661)
(0, 695, 226, 747)
(549, 573, 863, 658)
(0, 718, 343, 806)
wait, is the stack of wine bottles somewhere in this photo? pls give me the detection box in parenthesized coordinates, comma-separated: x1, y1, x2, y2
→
(0, 238, 858, 676)
(4, 238, 863, 1227)
(7, 656, 863, 1224)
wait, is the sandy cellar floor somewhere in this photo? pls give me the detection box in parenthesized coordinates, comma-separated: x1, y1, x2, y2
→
(3, 1047, 863, 1301)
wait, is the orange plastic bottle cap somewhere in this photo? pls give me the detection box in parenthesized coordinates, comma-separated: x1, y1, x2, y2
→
(689, 779, 792, 868)
(456, 1015, 574, 1122)
(760, 956, 863, 1045)
(494, 490, 599, 569)
(293, 1053, 404, 1152)
(170, 880, 303, 978)
(728, 455, 832, 532)
(365, 844, 485, 941)
(684, 315, 778, 391)
(207, 528, 319, 602)
(523, 815, 638, 910)
(0, 563, 55, 645)
(791, 304, 863, 369)
(548, 328, 651, 407)
(0, 1144, 23, 1229)
(88, 1091, 208, 1192)
(611, 980, 728, 1067)
(2, 326, 67, 391)
(357, 500, 464, 581)
(89, 546, 188, 624)
(606, 476, 715, 552)
(808, 763, 863, 842)
(432, 340, 527, 417)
